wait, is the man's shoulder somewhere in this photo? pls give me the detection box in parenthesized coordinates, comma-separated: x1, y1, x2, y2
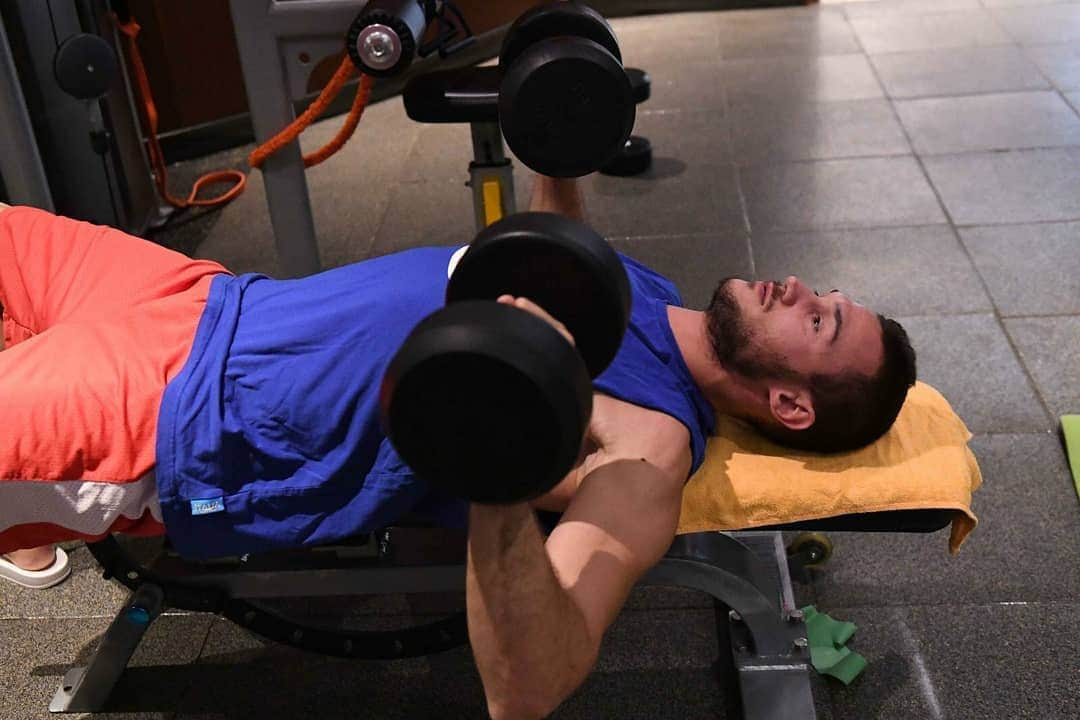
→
(596, 393, 688, 430)
(593, 394, 692, 479)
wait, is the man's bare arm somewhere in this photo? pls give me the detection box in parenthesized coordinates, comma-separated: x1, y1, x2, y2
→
(528, 175, 586, 222)
(466, 422, 690, 719)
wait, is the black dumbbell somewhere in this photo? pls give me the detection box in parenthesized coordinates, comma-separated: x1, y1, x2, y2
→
(380, 212, 631, 504)
(498, 2, 635, 178)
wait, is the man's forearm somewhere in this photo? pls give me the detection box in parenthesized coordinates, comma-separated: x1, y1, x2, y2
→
(528, 175, 587, 222)
(466, 503, 596, 720)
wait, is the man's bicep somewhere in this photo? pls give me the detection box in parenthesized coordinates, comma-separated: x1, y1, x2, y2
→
(544, 458, 684, 645)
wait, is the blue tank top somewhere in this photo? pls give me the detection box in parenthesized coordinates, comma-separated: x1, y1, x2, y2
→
(156, 247, 715, 559)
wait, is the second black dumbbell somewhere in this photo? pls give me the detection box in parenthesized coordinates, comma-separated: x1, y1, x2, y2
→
(380, 212, 631, 504)
(497, 2, 636, 178)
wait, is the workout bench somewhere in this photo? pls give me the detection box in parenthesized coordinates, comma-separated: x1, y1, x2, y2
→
(49, 511, 952, 719)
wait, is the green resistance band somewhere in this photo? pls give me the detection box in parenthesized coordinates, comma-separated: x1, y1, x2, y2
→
(1061, 416, 1080, 501)
(801, 605, 867, 685)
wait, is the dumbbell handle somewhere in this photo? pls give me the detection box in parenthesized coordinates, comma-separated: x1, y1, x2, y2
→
(403, 66, 500, 124)
(404, 64, 644, 125)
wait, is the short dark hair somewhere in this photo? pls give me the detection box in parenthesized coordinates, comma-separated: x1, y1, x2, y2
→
(762, 315, 917, 453)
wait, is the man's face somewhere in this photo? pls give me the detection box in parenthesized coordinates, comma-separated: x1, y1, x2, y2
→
(707, 277, 883, 383)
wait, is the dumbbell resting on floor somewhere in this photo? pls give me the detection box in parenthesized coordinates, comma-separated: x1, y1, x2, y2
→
(379, 212, 630, 504)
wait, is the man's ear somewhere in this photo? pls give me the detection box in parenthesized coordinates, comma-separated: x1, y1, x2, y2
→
(768, 384, 815, 431)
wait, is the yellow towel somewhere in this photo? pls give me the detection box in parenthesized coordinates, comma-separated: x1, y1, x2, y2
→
(676, 382, 982, 555)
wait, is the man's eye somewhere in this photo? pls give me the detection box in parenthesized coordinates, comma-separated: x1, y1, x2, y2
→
(812, 315, 821, 331)
(813, 290, 820, 297)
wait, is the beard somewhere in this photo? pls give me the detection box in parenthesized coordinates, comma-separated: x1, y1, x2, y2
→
(705, 279, 792, 381)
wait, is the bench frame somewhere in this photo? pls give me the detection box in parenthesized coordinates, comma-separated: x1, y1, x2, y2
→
(47, 511, 953, 719)
(49, 529, 812, 718)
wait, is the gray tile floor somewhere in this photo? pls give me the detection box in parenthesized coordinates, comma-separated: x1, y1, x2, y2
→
(3, 0, 1079, 718)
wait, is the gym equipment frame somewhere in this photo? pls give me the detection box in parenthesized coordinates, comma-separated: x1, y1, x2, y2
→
(229, 0, 516, 277)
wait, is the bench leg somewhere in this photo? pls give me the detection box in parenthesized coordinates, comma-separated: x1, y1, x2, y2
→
(646, 532, 816, 720)
(50, 583, 165, 713)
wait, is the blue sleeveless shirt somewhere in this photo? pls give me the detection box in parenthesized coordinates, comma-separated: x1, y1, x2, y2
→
(156, 247, 715, 559)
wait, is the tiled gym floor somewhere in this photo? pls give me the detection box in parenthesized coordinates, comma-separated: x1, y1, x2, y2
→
(3, 0, 1078, 718)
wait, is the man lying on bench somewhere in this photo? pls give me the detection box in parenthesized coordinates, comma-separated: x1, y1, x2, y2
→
(0, 175, 915, 720)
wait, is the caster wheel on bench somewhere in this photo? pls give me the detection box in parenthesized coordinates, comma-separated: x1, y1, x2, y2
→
(787, 532, 834, 569)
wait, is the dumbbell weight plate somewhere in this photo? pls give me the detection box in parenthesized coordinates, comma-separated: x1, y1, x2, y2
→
(54, 34, 118, 100)
(446, 212, 631, 378)
(381, 301, 592, 504)
(499, 1, 622, 70)
(599, 135, 652, 177)
(498, 2, 632, 178)
(625, 68, 651, 104)
(500, 37, 634, 178)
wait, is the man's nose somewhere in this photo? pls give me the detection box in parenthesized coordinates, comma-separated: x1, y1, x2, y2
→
(781, 275, 803, 305)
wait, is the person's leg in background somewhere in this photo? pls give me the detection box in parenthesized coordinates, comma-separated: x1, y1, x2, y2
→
(3, 546, 57, 570)
(0, 306, 71, 589)
(0, 204, 225, 571)
(0, 203, 226, 334)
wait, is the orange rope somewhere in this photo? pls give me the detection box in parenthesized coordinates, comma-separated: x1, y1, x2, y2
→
(248, 58, 375, 170)
(114, 16, 246, 209)
(302, 73, 375, 168)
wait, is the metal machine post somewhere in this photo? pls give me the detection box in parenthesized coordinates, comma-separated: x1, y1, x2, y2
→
(227, 0, 366, 277)
(0, 11, 53, 209)
(0, 0, 159, 230)
(467, 121, 515, 231)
